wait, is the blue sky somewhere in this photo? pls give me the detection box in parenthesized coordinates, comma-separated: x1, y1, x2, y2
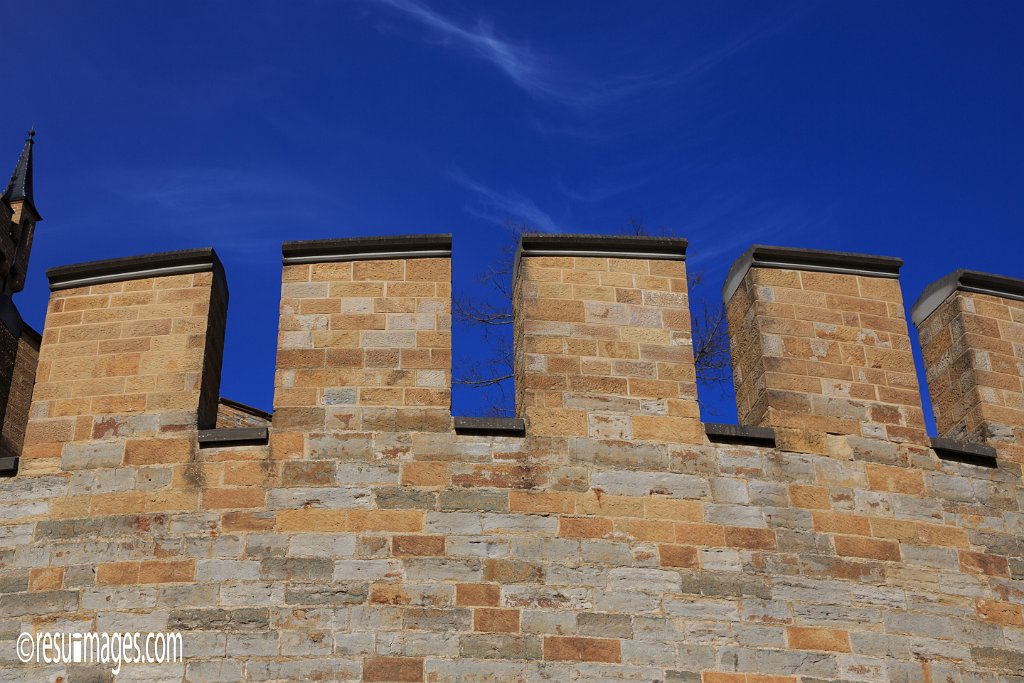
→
(4, 1, 1023, 423)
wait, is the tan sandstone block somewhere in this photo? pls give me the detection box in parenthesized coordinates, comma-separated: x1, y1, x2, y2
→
(29, 567, 64, 591)
(559, 517, 612, 539)
(392, 535, 445, 557)
(632, 415, 701, 443)
(474, 608, 520, 633)
(544, 636, 621, 663)
(203, 488, 265, 510)
(789, 485, 830, 509)
(645, 498, 702, 522)
(363, 656, 423, 682)
(786, 626, 851, 652)
(124, 438, 192, 465)
(348, 510, 424, 532)
(976, 599, 1024, 626)
(456, 583, 500, 607)
(659, 544, 698, 568)
(834, 535, 900, 562)
(959, 551, 1010, 577)
(96, 562, 139, 585)
(276, 509, 347, 532)
(864, 463, 924, 494)
(138, 560, 195, 584)
(401, 462, 450, 487)
(812, 511, 870, 536)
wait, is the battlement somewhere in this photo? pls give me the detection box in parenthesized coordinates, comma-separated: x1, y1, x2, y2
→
(2, 233, 1023, 681)
(20, 233, 1020, 463)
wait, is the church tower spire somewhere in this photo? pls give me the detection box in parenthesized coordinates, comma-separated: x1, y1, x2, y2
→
(3, 128, 37, 211)
(2, 129, 41, 294)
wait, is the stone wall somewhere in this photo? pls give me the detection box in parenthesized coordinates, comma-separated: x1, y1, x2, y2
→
(0, 159, 43, 468)
(515, 235, 701, 444)
(272, 236, 452, 465)
(913, 270, 1024, 465)
(0, 327, 40, 460)
(0, 235, 1022, 683)
(0, 292, 41, 464)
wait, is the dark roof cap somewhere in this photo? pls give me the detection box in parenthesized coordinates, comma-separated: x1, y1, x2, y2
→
(453, 416, 526, 436)
(3, 129, 39, 218)
(723, 245, 903, 302)
(930, 436, 997, 464)
(282, 234, 451, 264)
(703, 422, 776, 446)
(519, 233, 687, 260)
(198, 427, 269, 447)
(515, 233, 688, 287)
(47, 247, 223, 291)
(910, 269, 1024, 326)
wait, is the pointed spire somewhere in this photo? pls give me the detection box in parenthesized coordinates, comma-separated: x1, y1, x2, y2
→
(3, 128, 35, 207)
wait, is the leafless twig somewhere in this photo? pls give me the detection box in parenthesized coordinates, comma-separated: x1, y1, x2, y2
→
(454, 218, 732, 414)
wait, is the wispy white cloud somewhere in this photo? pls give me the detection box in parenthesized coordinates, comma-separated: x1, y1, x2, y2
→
(364, 0, 687, 107)
(364, 0, 799, 110)
(449, 168, 558, 232)
(556, 175, 652, 204)
(367, 0, 549, 95)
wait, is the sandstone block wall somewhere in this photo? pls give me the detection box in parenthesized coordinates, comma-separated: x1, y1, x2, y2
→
(913, 270, 1024, 465)
(515, 235, 701, 444)
(0, 236, 1022, 683)
(272, 236, 452, 461)
(0, 326, 40, 460)
(19, 249, 226, 477)
(724, 246, 927, 455)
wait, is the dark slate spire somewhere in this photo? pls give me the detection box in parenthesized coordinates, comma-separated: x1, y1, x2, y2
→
(3, 128, 35, 207)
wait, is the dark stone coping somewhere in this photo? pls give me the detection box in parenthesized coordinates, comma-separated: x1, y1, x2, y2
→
(723, 245, 904, 302)
(219, 396, 273, 422)
(910, 269, 1024, 327)
(282, 234, 452, 265)
(704, 422, 776, 446)
(931, 436, 997, 466)
(519, 233, 688, 261)
(197, 427, 269, 447)
(47, 248, 224, 292)
(515, 233, 688, 290)
(0, 456, 17, 474)
(453, 416, 526, 436)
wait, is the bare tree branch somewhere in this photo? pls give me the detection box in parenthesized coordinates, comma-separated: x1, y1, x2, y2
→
(452, 220, 522, 333)
(454, 218, 733, 414)
(455, 374, 515, 388)
(692, 300, 731, 384)
(453, 298, 513, 327)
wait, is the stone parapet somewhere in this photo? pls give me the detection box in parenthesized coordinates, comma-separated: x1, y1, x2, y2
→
(514, 233, 701, 443)
(724, 245, 928, 455)
(0, 235, 1022, 681)
(913, 269, 1024, 463)
(272, 235, 452, 459)
(19, 248, 227, 475)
